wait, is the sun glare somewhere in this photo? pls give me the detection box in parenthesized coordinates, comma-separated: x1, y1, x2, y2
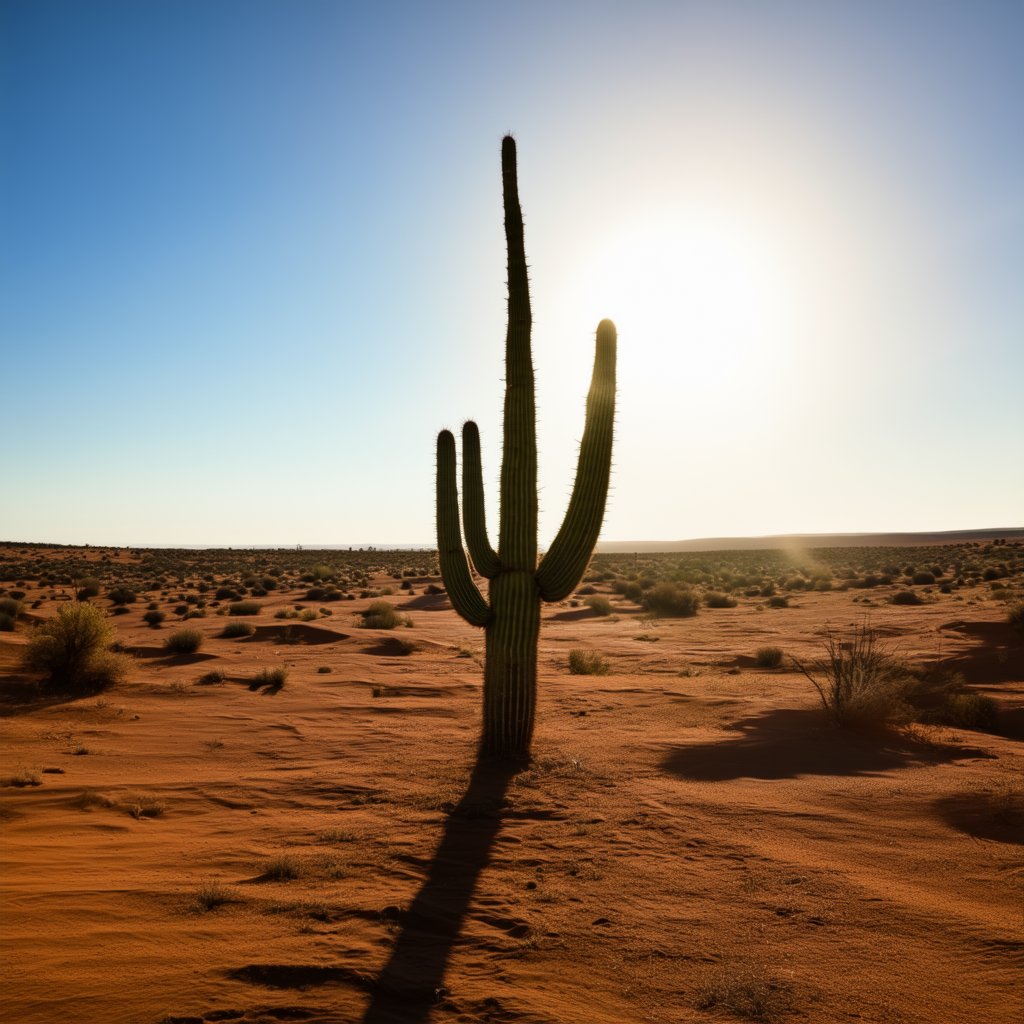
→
(566, 206, 798, 420)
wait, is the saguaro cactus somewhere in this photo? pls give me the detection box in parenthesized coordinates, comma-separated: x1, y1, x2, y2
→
(436, 136, 617, 761)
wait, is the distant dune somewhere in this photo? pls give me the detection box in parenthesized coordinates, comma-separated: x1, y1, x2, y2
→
(596, 527, 1024, 553)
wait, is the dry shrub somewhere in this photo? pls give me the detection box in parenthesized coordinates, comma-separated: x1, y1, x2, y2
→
(793, 624, 912, 728)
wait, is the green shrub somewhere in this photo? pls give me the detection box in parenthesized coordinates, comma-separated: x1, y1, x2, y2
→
(568, 649, 610, 675)
(705, 591, 738, 608)
(361, 601, 399, 629)
(754, 646, 784, 669)
(228, 601, 261, 616)
(164, 628, 203, 654)
(107, 586, 136, 606)
(220, 620, 255, 638)
(24, 603, 132, 694)
(643, 582, 699, 618)
(584, 595, 612, 616)
(143, 610, 166, 627)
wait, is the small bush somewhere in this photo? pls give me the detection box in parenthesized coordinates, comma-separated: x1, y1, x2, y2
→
(911, 571, 936, 585)
(892, 590, 922, 606)
(220, 620, 255, 638)
(1008, 601, 1024, 633)
(196, 670, 225, 685)
(584, 595, 612, 616)
(228, 601, 261, 616)
(568, 649, 610, 675)
(107, 586, 136, 606)
(164, 628, 203, 654)
(905, 670, 999, 731)
(143, 610, 166, 627)
(361, 601, 399, 629)
(768, 595, 789, 608)
(754, 646, 784, 669)
(705, 591, 738, 609)
(24, 603, 132, 694)
(643, 582, 699, 618)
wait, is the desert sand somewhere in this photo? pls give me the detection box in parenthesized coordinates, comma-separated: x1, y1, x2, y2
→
(1, 543, 1021, 1024)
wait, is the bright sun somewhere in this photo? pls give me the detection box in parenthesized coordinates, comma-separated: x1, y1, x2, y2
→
(563, 206, 798, 416)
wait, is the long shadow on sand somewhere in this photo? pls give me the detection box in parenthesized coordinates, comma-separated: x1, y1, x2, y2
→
(360, 756, 517, 1024)
(660, 708, 994, 782)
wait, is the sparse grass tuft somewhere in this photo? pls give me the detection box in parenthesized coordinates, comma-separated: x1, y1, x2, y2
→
(127, 795, 166, 819)
(253, 666, 288, 688)
(262, 855, 301, 881)
(568, 649, 610, 675)
(754, 646, 784, 669)
(1, 769, 42, 788)
(196, 670, 225, 685)
(220, 620, 255, 638)
(696, 960, 794, 1022)
(164, 628, 203, 654)
(193, 880, 232, 911)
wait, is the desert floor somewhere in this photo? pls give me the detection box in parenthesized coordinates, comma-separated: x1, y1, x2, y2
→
(1, 550, 1022, 1024)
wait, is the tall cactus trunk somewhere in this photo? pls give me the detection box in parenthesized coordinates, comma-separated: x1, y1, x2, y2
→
(436, 135, 616, 763)
(483, 572, 540, 759)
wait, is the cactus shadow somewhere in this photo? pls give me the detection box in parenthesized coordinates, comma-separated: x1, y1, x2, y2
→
(359, 755, 517, 1023)
(659, 708, 993, 781)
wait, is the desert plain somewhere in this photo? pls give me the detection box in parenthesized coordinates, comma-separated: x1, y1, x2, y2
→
(1, 539, 1022, 1024)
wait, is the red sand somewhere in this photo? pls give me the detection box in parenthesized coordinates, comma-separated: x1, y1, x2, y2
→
(2, 565, 1022, 1023)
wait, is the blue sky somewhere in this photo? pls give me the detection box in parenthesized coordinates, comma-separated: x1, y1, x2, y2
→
(1, 0, 1021, 546)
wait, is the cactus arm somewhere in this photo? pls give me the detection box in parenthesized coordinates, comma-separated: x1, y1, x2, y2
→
(436, 430, 492, 626)
(536, 318, 617, 602)
(461, 421, 501, 579)
(497, 135, 538, 572)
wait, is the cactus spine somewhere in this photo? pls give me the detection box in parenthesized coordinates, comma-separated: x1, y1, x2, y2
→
(436, 135, 616, 761)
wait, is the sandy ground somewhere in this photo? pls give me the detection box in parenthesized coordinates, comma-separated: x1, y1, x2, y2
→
(1, 562, 1022, 1024)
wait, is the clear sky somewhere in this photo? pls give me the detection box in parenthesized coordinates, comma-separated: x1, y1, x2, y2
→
(1, 0, 1021, 547)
